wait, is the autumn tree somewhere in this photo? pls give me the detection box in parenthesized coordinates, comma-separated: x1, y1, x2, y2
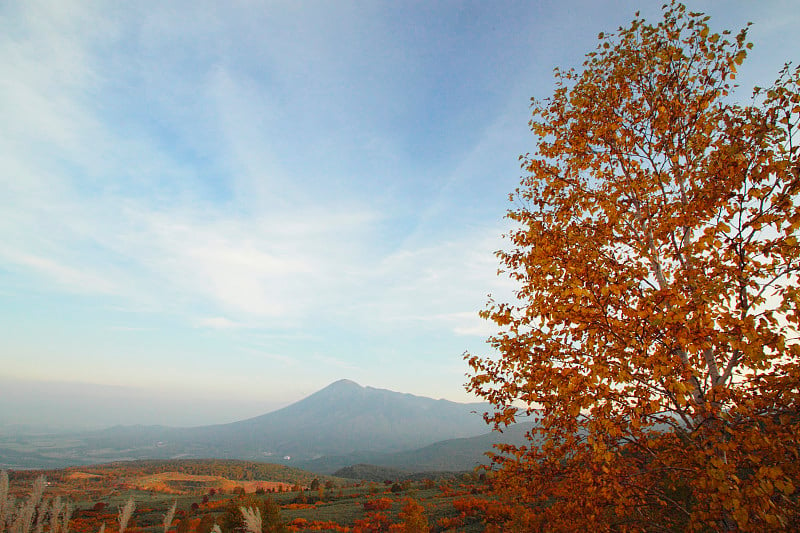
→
(261, 496, 286, 533)
(394, 498, 430, 532)
(466, 2, 800, 531)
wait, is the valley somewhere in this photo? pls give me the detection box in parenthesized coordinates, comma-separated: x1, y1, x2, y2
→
(0, 380, 532, 475)
(1, 380, 532, 530)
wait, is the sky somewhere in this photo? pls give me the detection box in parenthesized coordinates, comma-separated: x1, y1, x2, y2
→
(1, 1, 799, 430)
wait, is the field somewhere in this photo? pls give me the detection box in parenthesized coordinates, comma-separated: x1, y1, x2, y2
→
(3, 459, 488, 532)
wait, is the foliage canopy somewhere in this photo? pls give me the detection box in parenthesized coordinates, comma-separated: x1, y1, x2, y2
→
(466, 2, 800, 531)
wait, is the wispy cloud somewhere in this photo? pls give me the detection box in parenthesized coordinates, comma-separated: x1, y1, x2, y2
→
(0, 0, 511, 328)
(195, 317, 245, 330)
(3, 0, 795, 414)
(0, 249, 118, 295)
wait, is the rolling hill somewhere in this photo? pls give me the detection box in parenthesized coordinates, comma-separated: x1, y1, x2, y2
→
(299, 421, 539, 474)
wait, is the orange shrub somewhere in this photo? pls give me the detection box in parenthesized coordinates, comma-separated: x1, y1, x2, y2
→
(287, 518, 350, 532)
(353, 512, 393, 533)
(362, 497, 392, 511)
(282, 503, 315, 510)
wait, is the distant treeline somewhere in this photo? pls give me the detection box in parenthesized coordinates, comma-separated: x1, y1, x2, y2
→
(8, 458, 339, 486)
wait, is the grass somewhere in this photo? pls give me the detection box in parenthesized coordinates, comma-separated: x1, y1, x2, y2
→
(3, 461, 490, 532)
(1, 470, 74, 533)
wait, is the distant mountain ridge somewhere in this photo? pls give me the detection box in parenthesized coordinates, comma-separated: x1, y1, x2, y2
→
(163, 379, 492, 461)
(2, 380, 498, 471)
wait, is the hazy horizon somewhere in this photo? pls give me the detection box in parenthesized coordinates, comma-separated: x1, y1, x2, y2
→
(2, 1, 799, 428)
(0, 376, 486, 432)
(0, 377, 289, 431)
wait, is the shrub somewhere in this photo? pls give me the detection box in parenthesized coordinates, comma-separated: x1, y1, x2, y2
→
(362, 497, 392, 512)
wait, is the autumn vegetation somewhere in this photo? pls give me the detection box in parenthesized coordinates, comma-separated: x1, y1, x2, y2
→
(4, 3, 798, 533)
(466, 1, 800, 531)
(0, 462, 493, 532)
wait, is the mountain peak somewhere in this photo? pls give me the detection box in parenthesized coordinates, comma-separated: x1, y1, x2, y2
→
(326, 379, 362, 390)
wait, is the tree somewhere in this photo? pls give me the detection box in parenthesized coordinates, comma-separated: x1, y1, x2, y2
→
(465, 2, 800, 531)
(261, 496, 287, 533)
(395, 498, 430, 532)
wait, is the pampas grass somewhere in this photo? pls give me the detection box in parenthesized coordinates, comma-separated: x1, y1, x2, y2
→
(240, 506, 262, 533)
(118, 497, 135, 533)
(0, 470, 10, 530)
(14, 475, 45, 533)
(163, 499, 177, 533)
(61, 503, 73, 533)
(49, 497, 64, 532)
(0, 471, 73, 533)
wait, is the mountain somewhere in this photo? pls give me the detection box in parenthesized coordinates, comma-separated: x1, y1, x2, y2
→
(1, 380, 493, 469)
(165, 379, 491, 461)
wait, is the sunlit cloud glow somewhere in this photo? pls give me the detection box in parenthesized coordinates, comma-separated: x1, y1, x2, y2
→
(1, 0, 797, 426)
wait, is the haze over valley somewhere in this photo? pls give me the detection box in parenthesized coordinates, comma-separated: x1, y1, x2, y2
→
(0, 380, 531, 476)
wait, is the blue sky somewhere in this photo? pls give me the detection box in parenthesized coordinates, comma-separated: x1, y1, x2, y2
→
(2, 1, 798, 429)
